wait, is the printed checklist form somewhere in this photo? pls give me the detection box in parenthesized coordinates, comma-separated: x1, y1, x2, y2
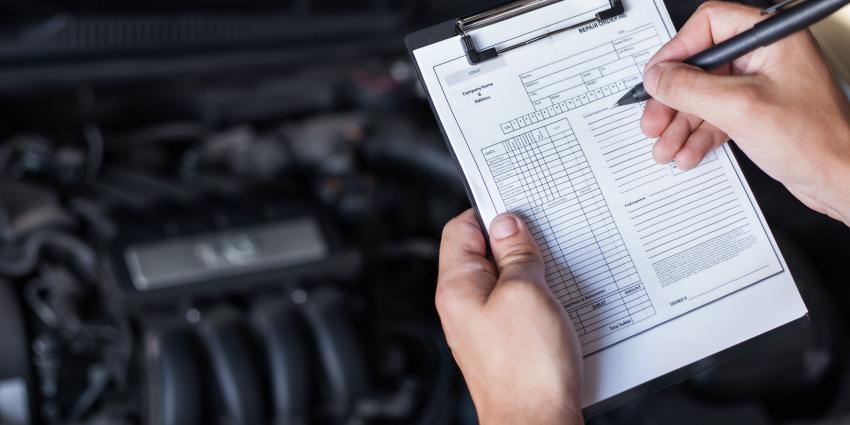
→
(407, 0, 807, 411)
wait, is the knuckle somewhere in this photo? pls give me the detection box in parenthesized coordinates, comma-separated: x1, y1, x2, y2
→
(440, 217, 460, 241)
(434, 284, 461, 318)
(677, 150, 700, 169)
(696, 1, 723, 14)
(439, 257, 496, 285)
(695, 1, 732, 23)
(698, 0, 761, 23)
(696, 0, 739, 15)
(499, 246, 541, 269)
(640, 114, 654, 135)
(440, 213, 483, 248)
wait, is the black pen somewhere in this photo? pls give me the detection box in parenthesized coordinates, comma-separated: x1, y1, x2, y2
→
(615, 0, 850, 107)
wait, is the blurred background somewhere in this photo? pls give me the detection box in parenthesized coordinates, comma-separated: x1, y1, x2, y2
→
(0, 0, 847, 424)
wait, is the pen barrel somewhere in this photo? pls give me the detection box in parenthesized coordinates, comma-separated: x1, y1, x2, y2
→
(684, 32, 761, 71)
(684, 0, 850, 72)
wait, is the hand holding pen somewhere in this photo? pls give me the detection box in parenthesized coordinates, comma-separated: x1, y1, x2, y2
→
(617, 0, 850, 106)
(635, 1, 850, 223)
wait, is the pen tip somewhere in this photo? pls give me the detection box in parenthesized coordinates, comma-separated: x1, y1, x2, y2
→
(614, 92, 632, 107)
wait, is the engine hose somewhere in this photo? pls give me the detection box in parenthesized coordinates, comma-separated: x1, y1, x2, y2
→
(0, 230, 97, 280)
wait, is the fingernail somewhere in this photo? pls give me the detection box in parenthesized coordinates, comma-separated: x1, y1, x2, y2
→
(490, 215, 519, 240)
(644, 63, 665, 96)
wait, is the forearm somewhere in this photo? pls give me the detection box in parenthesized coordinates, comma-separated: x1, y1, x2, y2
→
(828, 129, 850, 227)
(814, 117, 850, 226)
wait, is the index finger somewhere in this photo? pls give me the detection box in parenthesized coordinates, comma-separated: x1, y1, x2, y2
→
(648, 1, 763, 68)
(641, 2, 763, 138)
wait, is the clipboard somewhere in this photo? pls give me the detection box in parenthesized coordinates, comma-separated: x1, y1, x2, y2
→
(405, 0, 810, 418)
(405, 0, 630, 236)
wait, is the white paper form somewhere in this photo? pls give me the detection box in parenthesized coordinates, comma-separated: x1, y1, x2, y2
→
(412, 0, 807, 407)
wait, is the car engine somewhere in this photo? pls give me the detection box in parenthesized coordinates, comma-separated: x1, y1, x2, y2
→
(0, 1, 849, 425)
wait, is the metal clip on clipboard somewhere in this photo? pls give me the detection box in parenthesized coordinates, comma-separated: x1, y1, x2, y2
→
(761, 0, 805, 15)
(457, 0, 625, 65)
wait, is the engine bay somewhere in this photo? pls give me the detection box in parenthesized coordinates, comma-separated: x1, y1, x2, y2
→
(0, 1, 849, 424)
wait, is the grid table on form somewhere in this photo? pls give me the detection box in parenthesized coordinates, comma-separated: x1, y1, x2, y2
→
(500, 24, 662, 135)
(482, 118, 656, 344)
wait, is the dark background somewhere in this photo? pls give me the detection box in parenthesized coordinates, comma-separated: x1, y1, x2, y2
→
(0, 1, 848, 424)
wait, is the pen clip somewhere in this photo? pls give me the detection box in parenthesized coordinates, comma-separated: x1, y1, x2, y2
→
(761, 0, 805, 15)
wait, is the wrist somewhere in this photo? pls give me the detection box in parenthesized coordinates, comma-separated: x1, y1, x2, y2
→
(477, 399, 583, 425)
(479, 409, 583, 425)
(833, 161, 850, 226)
(825, 122, 850, 226)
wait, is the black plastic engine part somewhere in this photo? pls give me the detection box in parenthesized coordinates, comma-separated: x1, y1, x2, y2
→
(300, 286, 370, 419)
(250, 297, 313, 425)
(0, 278, 33, 425)
(195, 307, 270, 425)
(141, 320, 203, 425)
(104, 201, 360, 311)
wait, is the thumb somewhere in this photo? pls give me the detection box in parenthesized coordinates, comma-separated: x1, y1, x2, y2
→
(644, 61, 760, 129)
(488, 214, 545, 284)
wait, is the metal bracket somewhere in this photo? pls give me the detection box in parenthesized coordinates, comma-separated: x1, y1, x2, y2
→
(457, 0, 625, 65)
(762, 0, 806, 15)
